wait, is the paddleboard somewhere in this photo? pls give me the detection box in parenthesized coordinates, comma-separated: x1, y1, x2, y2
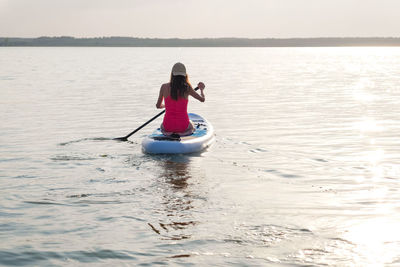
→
(142, 113, 214, 154)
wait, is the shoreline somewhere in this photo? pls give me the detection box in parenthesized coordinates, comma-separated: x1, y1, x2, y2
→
(2, 37, 400, 47)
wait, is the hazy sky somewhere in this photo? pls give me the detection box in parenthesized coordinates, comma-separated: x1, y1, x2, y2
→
(1, 0, 399, 38)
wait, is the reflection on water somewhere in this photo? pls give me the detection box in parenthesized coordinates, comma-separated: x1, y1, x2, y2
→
(159, 158, 192, 189)
(148, 157, 200, 243)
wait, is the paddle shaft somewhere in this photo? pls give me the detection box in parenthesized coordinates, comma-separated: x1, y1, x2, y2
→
(123, 109, 165, 139)
(115, 86, 199, 141)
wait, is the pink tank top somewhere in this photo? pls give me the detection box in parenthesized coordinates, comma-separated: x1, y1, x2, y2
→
(162, 96, 190, 133)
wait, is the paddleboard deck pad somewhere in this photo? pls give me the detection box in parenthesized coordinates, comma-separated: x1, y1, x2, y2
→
(142, 113, 214, 154)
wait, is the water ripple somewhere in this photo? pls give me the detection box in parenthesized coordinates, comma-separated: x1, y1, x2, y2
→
(0, 249, 137, 266)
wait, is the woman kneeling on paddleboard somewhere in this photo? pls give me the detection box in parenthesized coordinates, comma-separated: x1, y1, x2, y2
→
(156, 62, 205, 136)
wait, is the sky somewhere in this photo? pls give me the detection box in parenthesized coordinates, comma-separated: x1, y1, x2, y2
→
(1, 0, 399, 38)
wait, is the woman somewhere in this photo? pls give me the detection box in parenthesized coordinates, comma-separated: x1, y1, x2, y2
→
(156, 62, 205, 136)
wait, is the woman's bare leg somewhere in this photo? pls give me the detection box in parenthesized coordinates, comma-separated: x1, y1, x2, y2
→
(160, 123, 174, 136)
(179, 121, 195, 136)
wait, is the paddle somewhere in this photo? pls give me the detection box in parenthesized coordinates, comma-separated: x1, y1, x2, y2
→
(114, 86, 199, 141)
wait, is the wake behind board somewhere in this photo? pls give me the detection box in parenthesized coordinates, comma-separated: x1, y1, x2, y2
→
(142, 113, 214, 154)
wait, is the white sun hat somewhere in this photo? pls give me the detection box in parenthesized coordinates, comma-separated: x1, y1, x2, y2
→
(171, 62, 187, 76)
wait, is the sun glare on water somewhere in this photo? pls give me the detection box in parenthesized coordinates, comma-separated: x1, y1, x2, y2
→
(343, 218, 400, 266)
(356, 118, 385, 133)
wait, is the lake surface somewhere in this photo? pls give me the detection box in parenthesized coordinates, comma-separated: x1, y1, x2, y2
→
(1, 47, 400, 266)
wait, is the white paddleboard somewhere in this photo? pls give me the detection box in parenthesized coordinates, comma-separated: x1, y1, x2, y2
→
(142, 113, 215, 154)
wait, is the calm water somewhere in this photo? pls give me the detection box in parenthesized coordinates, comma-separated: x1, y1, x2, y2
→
(1, 47, 400, 266)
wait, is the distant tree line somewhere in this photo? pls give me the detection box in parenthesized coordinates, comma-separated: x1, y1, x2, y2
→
(1, 36, 400, 47)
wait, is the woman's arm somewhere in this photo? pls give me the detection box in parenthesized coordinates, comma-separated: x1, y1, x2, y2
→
(189, 82, 205, 102)
(156, 84, 166, 109)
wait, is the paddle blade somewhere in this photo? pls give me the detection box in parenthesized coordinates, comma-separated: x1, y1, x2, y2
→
(113, 136, 128, 141)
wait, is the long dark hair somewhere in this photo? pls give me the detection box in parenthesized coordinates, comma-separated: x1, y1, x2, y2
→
(170, 74, 192, 100)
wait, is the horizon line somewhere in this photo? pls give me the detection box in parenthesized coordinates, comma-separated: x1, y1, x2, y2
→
(2, 36, 400, 39)
(3, 36, 400, 47)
